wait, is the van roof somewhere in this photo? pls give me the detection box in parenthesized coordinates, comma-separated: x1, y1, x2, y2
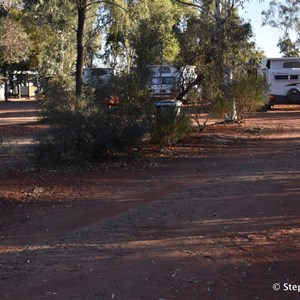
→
(266, 57, 300, 61)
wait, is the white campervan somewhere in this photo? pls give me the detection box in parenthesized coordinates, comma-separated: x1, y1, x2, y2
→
(147, 65, 196, 100)
(260, 57, 300, 108)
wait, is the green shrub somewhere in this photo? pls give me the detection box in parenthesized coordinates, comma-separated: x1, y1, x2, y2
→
(233, 74, 269, 116)
(193, 71, 268, 122)
(34, 75, 149, 167)
(151, 107, 193, 146)
(34, 110, 146, 166)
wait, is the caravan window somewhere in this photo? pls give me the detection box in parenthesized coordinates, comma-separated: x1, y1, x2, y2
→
(151, 77, 175, 85)
(274, 74, 299, 80)
(162, 77, 175, 84)
(283, 62, 300, 68)
(158, 67, 172, 74)
(275, 75, 288, 80)
(151, 77, 161, 85)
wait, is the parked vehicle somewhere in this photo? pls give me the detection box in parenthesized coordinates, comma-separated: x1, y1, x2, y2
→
(147, 65, 196, 100)
(260, 57, 300, 108)
(83, 66, 197, 104)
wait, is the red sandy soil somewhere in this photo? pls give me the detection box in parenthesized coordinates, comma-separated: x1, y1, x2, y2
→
(0, 100, 299, 299)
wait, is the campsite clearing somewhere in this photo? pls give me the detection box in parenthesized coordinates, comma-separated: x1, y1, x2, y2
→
(0, 100, 299, 299)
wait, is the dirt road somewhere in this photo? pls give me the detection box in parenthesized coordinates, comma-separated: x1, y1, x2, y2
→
(0, 100, 300, 299)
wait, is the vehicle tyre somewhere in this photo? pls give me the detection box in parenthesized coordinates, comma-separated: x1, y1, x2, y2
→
(261, 103, 272, 112)
(261, 104, 268, 112)
(287, 88, 300, 103)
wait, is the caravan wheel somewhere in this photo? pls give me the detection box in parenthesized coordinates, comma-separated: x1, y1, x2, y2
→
(261, 103, 271, 112)
(287, 88, 300, 103)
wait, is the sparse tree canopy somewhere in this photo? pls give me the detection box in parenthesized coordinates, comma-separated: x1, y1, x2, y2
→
(74, 0, 128, 97)
(22, 0, 78, 77)
(0, 17, 30, 65)
(14, 0, 265, 102)
(0, 16, 30, 101)
(262, 0, 300, 57)
(174, 1, 254, 89)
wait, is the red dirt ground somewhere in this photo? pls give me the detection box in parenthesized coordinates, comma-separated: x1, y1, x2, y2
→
(0, 100, 300, 300)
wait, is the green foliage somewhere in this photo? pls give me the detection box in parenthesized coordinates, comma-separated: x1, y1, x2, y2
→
(22, 0, 78, 77)
(233, 74, 269, 116)
(40, 76, 77, 117)
(89, 70, 152, 116)
(129, 0, 183, 72)
(151, 107, 193, 146)
(262, 0, 300, 57)
(34, 75, 149, 167)
(176, 1, 261, 93)
(0, 17, 30, 65)
(103, 0, 131, 68)
(190, 73, 269, 122)
(174, 0, 267, 122)
(206, 92, 231, 119)
(277, 37, 300, 57)
(35, 109, 146, 166)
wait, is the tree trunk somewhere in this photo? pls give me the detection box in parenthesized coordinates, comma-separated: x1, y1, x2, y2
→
(75, 4, 87, 98)
(176, 73, 204, 101)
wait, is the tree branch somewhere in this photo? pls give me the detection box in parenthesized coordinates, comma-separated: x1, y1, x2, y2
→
(174, 0, 215, 21)
(83, 18, 112, 47)
(176, 73, 204, 100)
(83, 0, 128, 13)
(174, 0, 201, 9)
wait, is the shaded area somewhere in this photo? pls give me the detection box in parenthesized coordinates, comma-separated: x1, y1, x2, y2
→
(0, 102, 300, 299)
(0, 100, 40, 125)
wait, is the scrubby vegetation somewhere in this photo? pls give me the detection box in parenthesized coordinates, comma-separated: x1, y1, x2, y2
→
(33, 73, 197, 166)
(150, 106, 193, 146)
(233, 74, 269, 117)
(33, 71, 268, 167)
(34, 75, 151, 166)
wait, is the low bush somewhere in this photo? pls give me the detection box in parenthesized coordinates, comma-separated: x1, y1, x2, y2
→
(35, 110, 146, 166)
(150, 107, 193, 146)
(34, 76, 149, 167)
(233, 74, 269, 116)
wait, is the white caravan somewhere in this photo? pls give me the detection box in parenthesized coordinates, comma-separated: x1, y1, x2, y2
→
(260, 57, 300, 108)
(148, 65, 196, 100)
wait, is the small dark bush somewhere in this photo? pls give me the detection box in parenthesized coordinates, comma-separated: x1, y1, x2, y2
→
(151, 107, 193, 146)
(233, 74, 269, 115)
(34, 76, 149, 167)
(35, 110, 146, 166)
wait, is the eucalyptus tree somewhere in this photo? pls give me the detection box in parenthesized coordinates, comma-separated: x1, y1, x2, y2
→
(22, 0, 78, 81)
(22, 0, 116, 97)
(175, 0, 254, 75)
(84, 8, 105, 68)
(130, 0, 184, 71)
(174, 0, 260, 119)
(262, 0, 300, 57)
(0, 17, 29, 67)
(102, 0, 132, 70)
(74, 0, 129, 97)
(0, 1, 30, 101)
(103, 0, 191, 73)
